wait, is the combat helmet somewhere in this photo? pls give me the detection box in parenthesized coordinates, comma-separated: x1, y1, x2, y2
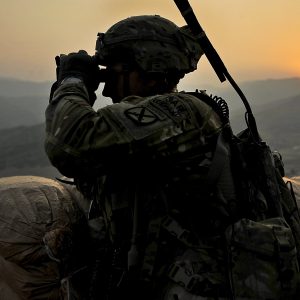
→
(95, 15, 203, 75)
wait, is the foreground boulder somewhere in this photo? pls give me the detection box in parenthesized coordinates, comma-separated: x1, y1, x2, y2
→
(0, 175, 97, 300)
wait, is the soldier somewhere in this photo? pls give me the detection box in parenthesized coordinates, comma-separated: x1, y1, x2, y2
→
(45, 15, 299, 299)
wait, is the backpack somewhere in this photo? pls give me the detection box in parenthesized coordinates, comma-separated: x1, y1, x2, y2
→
(139, 91, 300, 299)
(89, 90, 300, 299)
(178, 90, 300, 299)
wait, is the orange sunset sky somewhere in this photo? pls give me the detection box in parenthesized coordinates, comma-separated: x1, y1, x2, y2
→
(0, 0, 299, 88)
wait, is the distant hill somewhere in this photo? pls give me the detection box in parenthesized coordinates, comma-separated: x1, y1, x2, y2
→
(0, 95, 48, 129)
(0, 76, 299, 178)
(258, 94, 300, 177)
(0, 77, 300, 130)
(221, 77, 300, 111)
(188, 77, 300, 114)
(0, 78, 111, 129)
(0, 77, 52, 97)
(0, 93, 299, 178)
(0, 124, 60, 178)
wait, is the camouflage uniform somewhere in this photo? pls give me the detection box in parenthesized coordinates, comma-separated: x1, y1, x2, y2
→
(45, 78, 239, 298)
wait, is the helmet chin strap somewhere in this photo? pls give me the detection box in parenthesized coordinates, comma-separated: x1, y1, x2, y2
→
(122, 64, 131, 99)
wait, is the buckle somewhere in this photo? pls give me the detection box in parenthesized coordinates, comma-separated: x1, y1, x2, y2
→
(168, 262, 201, 293)
(161, 216, 191, 243)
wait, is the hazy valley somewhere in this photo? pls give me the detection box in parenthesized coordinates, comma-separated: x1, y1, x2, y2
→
(0, 77, 299, 178)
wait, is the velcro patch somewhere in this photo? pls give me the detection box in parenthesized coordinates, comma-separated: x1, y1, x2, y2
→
(149, 95, 192, 123)
(125, 107, 158, 125)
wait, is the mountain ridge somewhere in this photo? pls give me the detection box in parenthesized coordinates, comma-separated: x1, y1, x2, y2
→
(0, 76, 299, 178)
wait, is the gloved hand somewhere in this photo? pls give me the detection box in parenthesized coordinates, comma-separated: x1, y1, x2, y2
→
(51, 50, 101, 105)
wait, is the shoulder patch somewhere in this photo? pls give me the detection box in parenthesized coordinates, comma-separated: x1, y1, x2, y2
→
(125, 107, 158, 125)
(103, 100, 172, 140)
(149, 94, 192, 124)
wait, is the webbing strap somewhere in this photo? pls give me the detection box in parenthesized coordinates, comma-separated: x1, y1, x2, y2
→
(140, 217, 163, 281)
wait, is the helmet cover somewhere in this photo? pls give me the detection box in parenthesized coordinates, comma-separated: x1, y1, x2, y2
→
(95, 15, 203, 74)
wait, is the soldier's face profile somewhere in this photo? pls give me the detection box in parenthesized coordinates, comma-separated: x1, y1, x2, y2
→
(102, 63, 155, 103)
(102, 63, 125, 103)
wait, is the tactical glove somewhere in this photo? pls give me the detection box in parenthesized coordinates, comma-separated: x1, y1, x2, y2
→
(51, 50, 101, 105)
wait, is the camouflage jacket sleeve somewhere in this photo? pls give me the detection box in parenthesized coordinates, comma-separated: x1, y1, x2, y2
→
(45, 81, 223, 178)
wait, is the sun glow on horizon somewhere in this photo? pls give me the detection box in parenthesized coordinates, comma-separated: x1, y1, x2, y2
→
(0, 0, 299, 82)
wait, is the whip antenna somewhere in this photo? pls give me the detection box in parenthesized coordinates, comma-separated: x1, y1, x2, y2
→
(174, 0, 260, 141)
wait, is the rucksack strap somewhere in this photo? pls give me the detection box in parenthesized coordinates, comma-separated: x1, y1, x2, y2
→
(140, 217, 163, 281)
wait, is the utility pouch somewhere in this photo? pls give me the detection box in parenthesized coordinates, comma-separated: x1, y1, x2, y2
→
(225, 217, 300, 299)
